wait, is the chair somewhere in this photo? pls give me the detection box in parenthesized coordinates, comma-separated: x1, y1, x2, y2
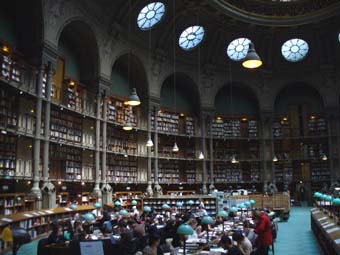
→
(37, 238, 49, 255)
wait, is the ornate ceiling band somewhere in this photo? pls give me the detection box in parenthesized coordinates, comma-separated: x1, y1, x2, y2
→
(208, 0, 340, 27)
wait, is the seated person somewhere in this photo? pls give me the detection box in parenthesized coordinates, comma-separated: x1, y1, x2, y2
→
(48, 225, 66, 244)
(72, 221, 86, 241)
(219, 235, 242, 255)
(143, 233, 162, 255)
(187, 218, 202, 239)
(232, 231, 252, 255)
(243, 220, 257, 247)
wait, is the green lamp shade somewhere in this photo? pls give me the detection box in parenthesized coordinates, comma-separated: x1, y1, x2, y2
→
(201, 216, 214, 225)
(83, 213, 95, 222)
(177, 224, 194, 235)
(217, 210, 228, 218)
(244, 201, 251, 207)
(119, 209, 129, 216)
(230, 206, 238, 213)
(326, 195, 333, 202)
(250, 199, 255, 205)
(94, 202, 102, 208)
(131, 200, 138, 206)
(162, 203, 170, 210)
(176, 202, 183, 207)
(114, 201, 121, 206)
(187, 200, 194, 205)
(321, 194, 328, 201)
(314, 192, 321, 198)
(143, 206, 152, 212)
(238, 203, 245, 209)
(333, 198, 340, 205)
(70, 204, 77, 210)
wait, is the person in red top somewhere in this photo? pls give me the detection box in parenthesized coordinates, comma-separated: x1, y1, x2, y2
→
(253, 211, 273, 255)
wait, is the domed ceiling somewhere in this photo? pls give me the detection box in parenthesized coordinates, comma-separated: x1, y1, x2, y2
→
(81, 0, 340, 72)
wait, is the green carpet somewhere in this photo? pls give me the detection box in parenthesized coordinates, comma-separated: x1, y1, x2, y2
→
(275, 206, 322, 255)
(6, 206, 322, 255)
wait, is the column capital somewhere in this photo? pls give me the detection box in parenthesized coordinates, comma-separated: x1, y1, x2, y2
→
(41, 41, 58, 70)
(98, 76, 112, 95)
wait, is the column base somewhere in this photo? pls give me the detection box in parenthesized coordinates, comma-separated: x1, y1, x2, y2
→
(154, 183, 163, 197)
(92, 184, 102, 203)
(101, 183, 113, 204)
(146, 183, 153, 197)
(202, 184, 208, 195)
(29, 183, 42, 209)
(41, 182, 56, 209)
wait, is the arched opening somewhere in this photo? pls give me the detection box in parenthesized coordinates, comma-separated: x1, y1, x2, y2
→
(273, 83, 329, 196)
(57, 20, 99, 87)
(110, 53, 148, 100)
(213, 83, 261, 189)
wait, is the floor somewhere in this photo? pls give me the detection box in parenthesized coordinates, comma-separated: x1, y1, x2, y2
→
(274, 206, 322, 255)
(6, 206, 322, 255)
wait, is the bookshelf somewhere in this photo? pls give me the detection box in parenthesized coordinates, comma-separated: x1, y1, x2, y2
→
(274, 162, 293, 182)
(310, 161, 331, 181)
(49, 144, 82, 180)
(143, 196, 217, 216)
(152, 110, 196, 136)
(107, 96, 138, 127)
(0, 193, 25, 215)
(158, 134, 195, 159)
(209, 117, 258, 138)
(50, 108, 82, 144)
(113, 191, 143, 208)
(107, 154, 138, 183)
(0, 87, 17, 129)
(56, 192, 69, 207)
(0, 52, 21, 83)
(0, 133, 16, 178)
(107, 124, 138, 155)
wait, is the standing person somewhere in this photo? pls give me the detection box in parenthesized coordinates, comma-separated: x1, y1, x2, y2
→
(253, 211, 273, 255)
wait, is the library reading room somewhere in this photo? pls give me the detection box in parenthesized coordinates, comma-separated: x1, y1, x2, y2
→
(1, 0, 340, 254)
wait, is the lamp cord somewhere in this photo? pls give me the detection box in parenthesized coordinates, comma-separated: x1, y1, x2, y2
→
(173, 0, 177, 144)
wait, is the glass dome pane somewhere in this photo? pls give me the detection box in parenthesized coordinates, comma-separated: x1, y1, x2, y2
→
(226, 38, 251, 61)
(281, 38, 309, 62)
(137, 2, 165, 30)
(179, 26, 205, 50)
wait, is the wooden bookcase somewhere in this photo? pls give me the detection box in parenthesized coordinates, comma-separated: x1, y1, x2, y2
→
(107, 124, 138, 155)
(113, 191, 143, 208)
(56, 192, 69, 207)
(0, 133, 16, 178)
(0, 193, 25, 215)
(143, 196, 217, 216)
(107, 154, 138, 183)
(0, 87, 17, 130)
(107, 96, 138, 127)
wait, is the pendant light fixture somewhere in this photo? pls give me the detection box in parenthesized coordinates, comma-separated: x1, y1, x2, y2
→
(172, 2, 179, 153)
(273, 155, 278, 162)
(198, 151, 204, 160)
(126, 88, 141, 106)
(146, 136, 154, 147)
(322, 153, 328, 161)
(242, 42, 262, 69)
(231, 155, 238, 164)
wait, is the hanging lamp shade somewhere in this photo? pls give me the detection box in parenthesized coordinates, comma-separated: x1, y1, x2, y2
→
(322, 154, 328, 161)
(242, 43, 262, 69)
(217, 210, 228, 218)
(231, 155, 238, 164)
(131, 200, 138, 206)
(146, 137, 154, 147)
(119, 209, 129, 216)
(201, 216, 214, 225)
(272, 155, 278, 162)
(123, 121, 133, 131)
(114, 200, 121, 206)
(177, 224, 194, 235)
(172, 142, 179, 152)
(126, 88, 141, 106)
(198, 151, 204, 160)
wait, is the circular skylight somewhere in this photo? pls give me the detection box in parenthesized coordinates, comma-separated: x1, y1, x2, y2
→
(281, 38, 309, 62)
(137, 2, 165, 30)
(179, 26, 205, 50)
(227, 38, 251, 61)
